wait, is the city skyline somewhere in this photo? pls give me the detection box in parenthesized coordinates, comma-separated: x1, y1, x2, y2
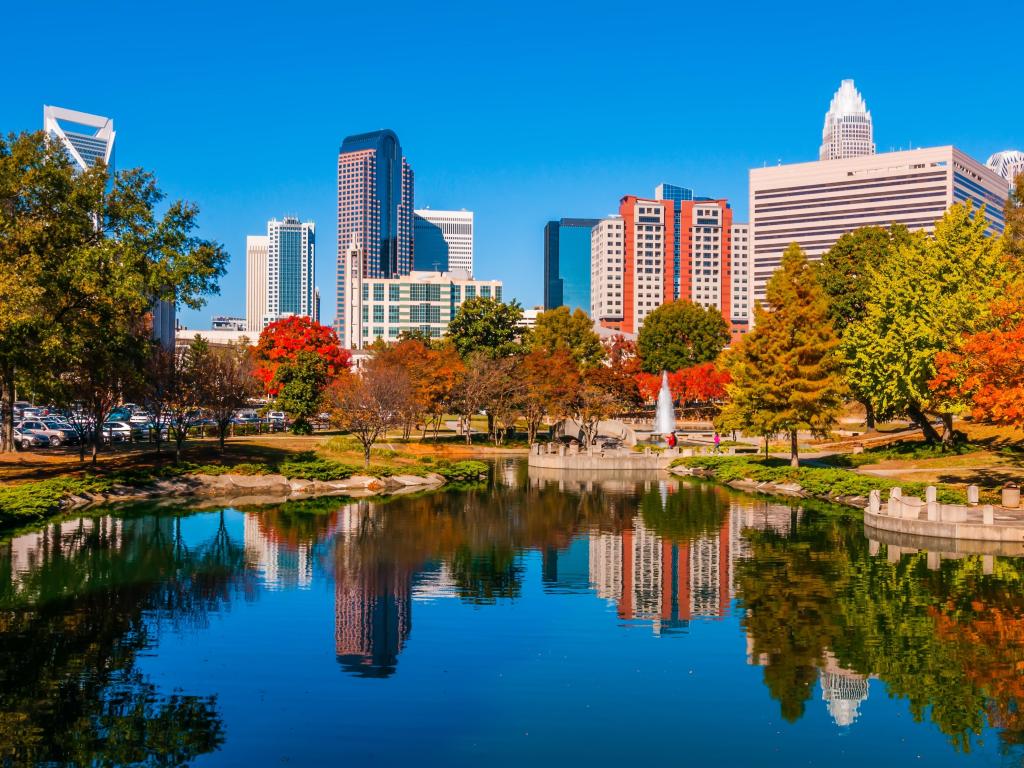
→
(6, 1, 1021, 330)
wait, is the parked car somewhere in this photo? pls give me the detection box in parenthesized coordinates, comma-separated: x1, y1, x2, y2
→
(16, 419, 75, 448)
(102, 421, 132, 442)
(129, 412, 153, 425)
(14, 426, 49, 450)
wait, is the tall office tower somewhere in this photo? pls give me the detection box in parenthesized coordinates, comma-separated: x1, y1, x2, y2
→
(613, 196, 673, 334)
(819, 79, 874, 161)
(590, 216, 625, 326)
(677, 199, 734, 332)
(414, 209, 474, 274)
(314, 287, 321, 325)
(43, 105, 115, 172)
(544, 218, 601, 313)
(245, 235, 269, 333)
(265, 217, 315, 327)
(654, 183, 694, 203)
(749, 147, 1007, 306)
(336, 130, 414, 340)
(730, 223, 751, 340)
(986, 150, 1024, 188)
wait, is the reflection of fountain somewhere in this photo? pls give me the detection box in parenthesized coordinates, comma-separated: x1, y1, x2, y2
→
(654, 371, 676, 436)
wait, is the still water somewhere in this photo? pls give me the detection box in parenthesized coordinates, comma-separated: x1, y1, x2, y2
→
(2, 459, 1023, 766)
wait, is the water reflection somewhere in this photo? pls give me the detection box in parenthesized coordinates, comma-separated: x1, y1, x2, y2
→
(3, 461, 1024, 764)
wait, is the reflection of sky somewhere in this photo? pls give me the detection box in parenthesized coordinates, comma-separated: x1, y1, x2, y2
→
(118, 510, 1008, 767)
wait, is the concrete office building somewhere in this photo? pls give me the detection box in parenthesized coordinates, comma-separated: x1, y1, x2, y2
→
(590, 216, 625, 326)
(336, 130, 414, 340)
(730, 223, 752, 339)
(544, 218, 600, 313)
(819, 79, 874, 161)
(414, 209, 474, 274)
(245, 235, 269, 333)
(749, 146, 1008, 305)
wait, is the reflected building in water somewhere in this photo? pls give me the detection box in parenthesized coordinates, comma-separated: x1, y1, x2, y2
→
(243, 515, 313, 590)
(819, 652, 870, 727)
(5, 516, 124, 594)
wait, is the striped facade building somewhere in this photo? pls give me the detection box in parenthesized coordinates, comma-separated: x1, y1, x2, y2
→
(749, 146, 1008, 305)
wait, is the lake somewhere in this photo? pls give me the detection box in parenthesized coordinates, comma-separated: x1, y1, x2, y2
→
(1, 458, 1022, 766)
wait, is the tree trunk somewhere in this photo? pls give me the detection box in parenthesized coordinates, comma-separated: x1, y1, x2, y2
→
(0, 369, 14, 454)
(763, 435, 769, 458)
(363, 443, 371, 468)
(790, 430, 799, 468)
(464, 416, 472, 445)
(219, 424, 227, 452)
(939, 413, 956, 447)
(907, 404, 942, 443)
(864, 400, 876, 431)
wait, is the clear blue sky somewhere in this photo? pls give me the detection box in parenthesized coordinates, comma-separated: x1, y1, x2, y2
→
(2, 0, 1020, 329)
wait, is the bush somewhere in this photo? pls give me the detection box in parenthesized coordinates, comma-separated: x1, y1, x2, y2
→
(431, 460, 488, 482)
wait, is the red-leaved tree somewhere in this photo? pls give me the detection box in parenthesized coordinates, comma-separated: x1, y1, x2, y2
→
(252, 316, 351, 395)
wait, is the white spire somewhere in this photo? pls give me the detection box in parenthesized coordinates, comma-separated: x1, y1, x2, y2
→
(819, 80, 875, 161)
(986, 150, 1024, 188)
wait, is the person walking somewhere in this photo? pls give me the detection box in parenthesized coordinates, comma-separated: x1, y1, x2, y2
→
(713, 431, 721, 454)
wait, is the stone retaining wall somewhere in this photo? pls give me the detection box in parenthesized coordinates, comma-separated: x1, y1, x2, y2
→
(863, 487, 1024, 544)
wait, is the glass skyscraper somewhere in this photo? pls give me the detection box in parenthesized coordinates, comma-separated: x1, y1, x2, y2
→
(266, 217, 316, 327)
(336, 130, 414, 340)
(543, 218, 600, 314)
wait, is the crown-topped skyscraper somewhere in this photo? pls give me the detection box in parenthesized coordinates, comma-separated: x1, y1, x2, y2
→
(819, 79, 875, 161)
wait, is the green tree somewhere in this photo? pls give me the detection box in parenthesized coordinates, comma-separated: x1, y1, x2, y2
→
(203, 342, 259, 451)
(844, 204, 1006, 443)
(0, 130, 227, 453)
(817, 225, 912, 429)
(272, 350, 329, 434)
(722, 243, 846, 466)
(531, 306, 604, 367)
(447, 296, 523, 358)
(636, 300, 729, 374)
(1005, 172, 1024, 264)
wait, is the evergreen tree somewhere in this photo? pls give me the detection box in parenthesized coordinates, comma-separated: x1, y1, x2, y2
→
(446, 296, 523, 358)
(530, 306, 604, 367)
(722, 243, 846, 466)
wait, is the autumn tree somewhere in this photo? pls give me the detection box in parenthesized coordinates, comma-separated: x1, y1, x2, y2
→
(203, 343, 259, 451)
(722, 243, 846, 466)
(165, 337, 211, 464)
(572, 368, 622, 449)
(844, 204, 1006, 443)
(520, 349, 580, 443)
(252, 316, 350, 394)
(635, 300, 730, 374)
(530, 306, 605, 367)
(330, 363, 413, 467)
(446, 296, 523, 358)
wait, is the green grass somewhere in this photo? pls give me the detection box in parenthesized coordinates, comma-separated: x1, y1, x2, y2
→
(818, 441, 986, 468)
(672, 455, 967, 504)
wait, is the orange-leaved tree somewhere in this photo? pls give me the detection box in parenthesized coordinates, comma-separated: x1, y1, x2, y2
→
(252, 316, 351, 395)
(931, 288, 1024, 425)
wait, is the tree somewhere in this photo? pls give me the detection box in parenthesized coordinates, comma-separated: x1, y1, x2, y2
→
(636, 300, 730, 374)
(844, 204, 1006, 444)
(271, 351, 329, 434)
(140, 345, 177, 456)
(329, 364, 413, 467)
(203, 343, 259, 451)
(451, 352, 503, 444)
(817, 225, 911, 429)
(165, 338, 210, 464)
(520, 349, 580, 443)
(572, 368, 621, 449)
(446, 296, 523, 358)
(1005, 172, 1024, 265)
(930, 287, 1024, 426)
(531, 307, 605, 367)
(0, 130, 227, 454)
(252, 316, 350, 394)
(722, 243, 846, 466)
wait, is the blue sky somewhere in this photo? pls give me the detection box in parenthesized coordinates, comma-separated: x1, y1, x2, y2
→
(3, 0, 1020, 329)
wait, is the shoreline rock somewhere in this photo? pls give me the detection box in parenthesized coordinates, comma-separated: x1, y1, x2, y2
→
(670, 465, 870, 510)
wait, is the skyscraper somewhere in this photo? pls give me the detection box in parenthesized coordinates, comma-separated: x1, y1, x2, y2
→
(336, 130, 414, 340)
(986, 150, 1024, 188)
(544, 218, 600, 313)
(265, 217, 315, 327)
(245, 235, 269, 333)
(43, 105, 115, 172)
(413, 209, 474, 273)
(819, 79, 875, 161)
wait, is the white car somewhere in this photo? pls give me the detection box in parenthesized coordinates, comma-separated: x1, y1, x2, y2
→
(102, 421, 132, 442)
(129, 413, 152, 425)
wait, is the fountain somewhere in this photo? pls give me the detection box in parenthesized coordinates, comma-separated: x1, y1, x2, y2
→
(653, 371, 676, 438)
